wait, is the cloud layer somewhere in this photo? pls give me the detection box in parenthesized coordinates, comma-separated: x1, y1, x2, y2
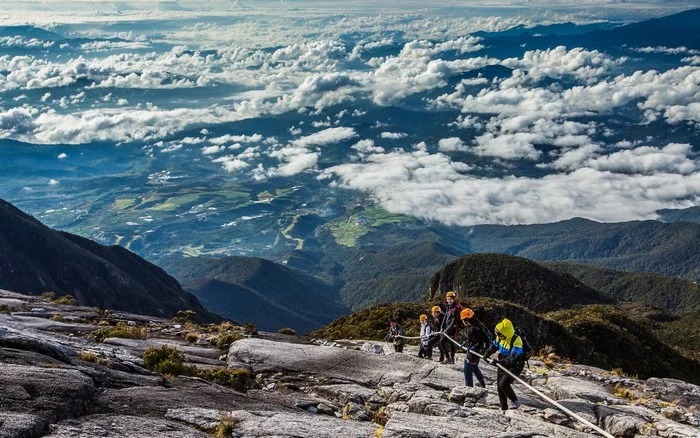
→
(1, 5, 699, 229)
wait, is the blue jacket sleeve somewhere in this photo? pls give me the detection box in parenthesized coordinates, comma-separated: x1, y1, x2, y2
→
(499, 346, 523, 365)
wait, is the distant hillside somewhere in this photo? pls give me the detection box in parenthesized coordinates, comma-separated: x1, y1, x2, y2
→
(428, 253, 614, 312)
(164, 256, 350, 334)
(0, 199, 219, 322)
(545, 304, 699, 383)
(467, 218, 700, 281)
(0, 25, 65, 41)
(657, 206, 700, 224)
(545, 262, 700, 313)
(581, 8, 700, 49)
(287, 239, 462, 311)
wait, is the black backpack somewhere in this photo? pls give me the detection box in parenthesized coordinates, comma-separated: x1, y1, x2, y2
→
(512, 327, 533, 362)
(473, 320, 492, 352)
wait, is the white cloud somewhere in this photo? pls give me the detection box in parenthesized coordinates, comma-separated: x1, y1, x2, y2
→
(202, 145, 225, 155)
(80, 41, 150, 52)
(501, 46, 626, 82)
(322, 147, 700, 226)
(0, 36, 53, 49)
(352, 139, 385, 154)
(585, 143, 696, 175)
(291, 127, 357, 148)
(437, 137, 468, 152)
(380, 132, 407, 139)
(631, 46, 700, 55)
(212, 155, 250, 172)
(472, 132, 542, 160)
(210, 133, 263, 145)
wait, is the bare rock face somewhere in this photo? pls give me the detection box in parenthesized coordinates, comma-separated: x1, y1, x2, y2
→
(228, 338, 421, 386)
(0, 364, 95, 422)
(44, 415, 210, 438)
(545, 376, 617, 403)
(0, 412, 47, 438)
(382, 410, 598, 438)
(361, 342, 385, 355)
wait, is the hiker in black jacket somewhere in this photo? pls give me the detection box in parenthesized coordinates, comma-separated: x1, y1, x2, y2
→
(385, 319, 405, 353)
(459, 307, 487, 387)
(440, 291, 463, 364)
(428, 305, 445, 362)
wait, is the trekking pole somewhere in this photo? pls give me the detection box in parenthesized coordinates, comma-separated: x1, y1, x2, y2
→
(441, 333, 614, 438)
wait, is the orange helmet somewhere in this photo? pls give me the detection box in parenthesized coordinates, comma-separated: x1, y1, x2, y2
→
(445, 291, 456, 299)
(431, 305, 441, 313)
(460, 308, 474, 320)
(419, 314, 428, 321)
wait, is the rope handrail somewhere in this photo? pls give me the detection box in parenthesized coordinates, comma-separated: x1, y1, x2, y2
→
(394, 331, 444, 340)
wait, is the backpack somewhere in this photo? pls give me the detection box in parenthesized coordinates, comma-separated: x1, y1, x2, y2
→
(475, 321, 492, 352)
(512, 327, 533, 362)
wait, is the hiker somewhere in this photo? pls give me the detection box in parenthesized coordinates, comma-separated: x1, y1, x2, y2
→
(418, 314, 433, 359)
(440, 291, 463, 364)
(428, 305, 446, 362)
(385, 319, 405, 353)
(483, 318, 524, 411)
(459, 307, 488, 388)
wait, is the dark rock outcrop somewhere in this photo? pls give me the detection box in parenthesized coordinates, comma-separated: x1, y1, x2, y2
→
(0, 199, 219, 322)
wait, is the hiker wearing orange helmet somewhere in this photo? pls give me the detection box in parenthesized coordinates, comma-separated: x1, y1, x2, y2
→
(428, 305, 446, 362)
(440, 291, 463, 364)
(459, 307, 490, 388)
(418, 314, 433, 359)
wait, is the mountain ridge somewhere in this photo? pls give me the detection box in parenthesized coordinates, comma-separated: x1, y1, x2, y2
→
(164, 255, 350, 333)
(0, 199, 219, 322)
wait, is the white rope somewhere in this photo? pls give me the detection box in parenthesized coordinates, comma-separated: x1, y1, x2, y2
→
(383, 340, 395, 355)
(395, 331, 444, 340)
(442, 332, 614, 438)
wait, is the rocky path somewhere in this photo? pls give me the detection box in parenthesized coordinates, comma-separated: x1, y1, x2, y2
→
(1, 288, 698, 437)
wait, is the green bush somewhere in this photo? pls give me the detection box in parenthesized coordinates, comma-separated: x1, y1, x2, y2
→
(94, 323, 148, 343)
(41, 291, 56, 300)
(198, 368, 252, 392)
(143, 346, 253, 392)
(243, 322, 258, 335)
(143, 345, 193, 375)
(53, 295, 77, 306)
(173, 310, 196, 323)
(215, 414, 236, 438)
(277, 327, 296, 335)
(216, 332, 243, 351)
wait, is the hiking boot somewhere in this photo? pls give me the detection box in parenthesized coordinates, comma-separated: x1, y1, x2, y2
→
(510, 400, 521, 410)
(438, 358, 445, 363)
(477, 382, 486, 388)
